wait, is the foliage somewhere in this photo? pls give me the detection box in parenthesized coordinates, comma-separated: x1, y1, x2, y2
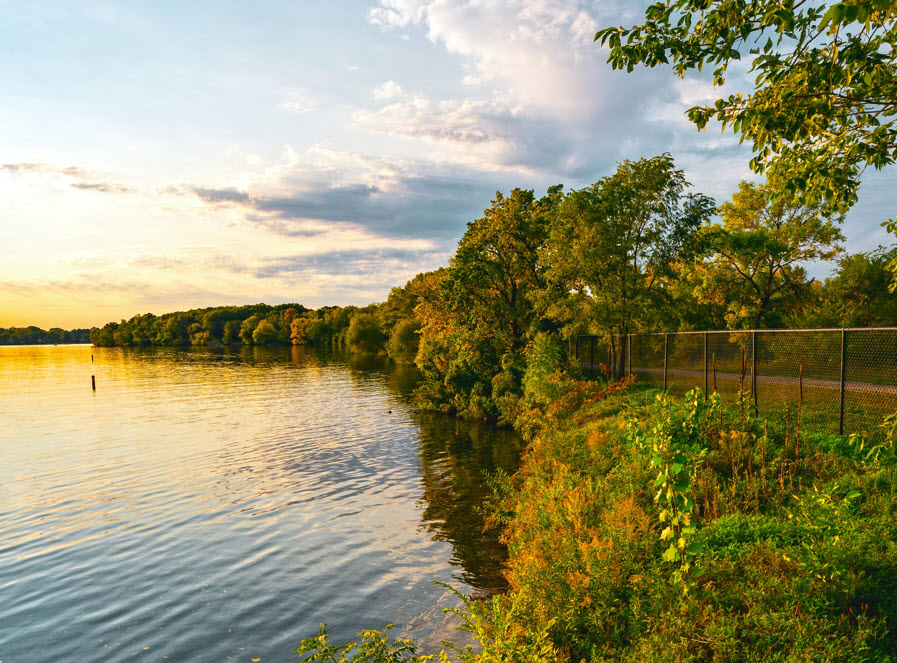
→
(521, 333, 566, 407)
(387, 318, 422, 364)
(697, 177, 844, 328)
(252, 319, 280, 345)
(848, 409, 897, 465)
(1, 325, 91, 345)
(596, 0, 897, 210)
(378, 271, 442, 364)
(492, 384, 897, 661)
(81, 303, 412, 349)
(294, 623, 447, 663)
(441, 584, 563, 663)
(414, 187, 561, 421)
(628, 389, 721, 588)
(347, 312, 387, 353)
(795, 245, 897, 327)
(546, 154, 714, 375)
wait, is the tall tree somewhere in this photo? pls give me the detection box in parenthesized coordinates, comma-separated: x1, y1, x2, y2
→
(415, 186, 562, 419)
(698, 178, 844, 328)
(444, 186, 562, 350)
(547, 154, 714, 375)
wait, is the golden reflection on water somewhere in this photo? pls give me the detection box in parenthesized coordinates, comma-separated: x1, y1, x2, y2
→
(0, 344, 520, 663)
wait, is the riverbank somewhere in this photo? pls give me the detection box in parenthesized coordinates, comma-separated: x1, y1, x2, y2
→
(303, 373, 897, 661)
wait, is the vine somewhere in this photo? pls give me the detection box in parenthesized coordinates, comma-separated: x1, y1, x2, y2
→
(628, 388, 720, 590)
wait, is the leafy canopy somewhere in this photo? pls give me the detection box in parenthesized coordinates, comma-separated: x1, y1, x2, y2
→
(547, 153, 714, 337)
(697, 177, 844, 328)
(596, 1, 897, 209)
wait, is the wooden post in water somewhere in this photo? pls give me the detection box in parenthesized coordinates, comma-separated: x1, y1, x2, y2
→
(91, 375, 96, 391)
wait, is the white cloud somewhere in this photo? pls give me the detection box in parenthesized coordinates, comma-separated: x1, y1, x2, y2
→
(357, 0, 690, 182)
(373, 80, 404, 100)
(280, 100, 316, 113)
(367, 0, 621, 117)
(353, 97, 516, 146)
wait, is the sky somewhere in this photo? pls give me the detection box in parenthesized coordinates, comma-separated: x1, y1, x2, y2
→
(1, 0, 894, 329)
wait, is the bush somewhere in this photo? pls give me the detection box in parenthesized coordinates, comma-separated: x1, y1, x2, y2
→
(347, 313, 386, 353)
(388, 318, 421, 364)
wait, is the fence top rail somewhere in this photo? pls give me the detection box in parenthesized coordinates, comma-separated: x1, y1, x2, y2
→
(577, 326, 897, 338)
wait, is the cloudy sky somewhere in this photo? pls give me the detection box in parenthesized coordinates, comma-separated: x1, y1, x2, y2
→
(2, 0, 893, 329)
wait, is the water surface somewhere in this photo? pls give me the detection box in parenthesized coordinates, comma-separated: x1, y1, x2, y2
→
(0, 345, 520, 662)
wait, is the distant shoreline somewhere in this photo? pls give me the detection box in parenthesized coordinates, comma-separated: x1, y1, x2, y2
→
(0, 341, 92, 347)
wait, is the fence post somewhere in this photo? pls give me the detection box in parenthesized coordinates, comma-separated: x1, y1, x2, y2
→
(589, 335, 595, 380)
(752, 331, 758, 415)
(839, 328, 847, 436)
(703, 332, 708, 400)
(628, 333, 632, 376)
(663, 332, 670, 393)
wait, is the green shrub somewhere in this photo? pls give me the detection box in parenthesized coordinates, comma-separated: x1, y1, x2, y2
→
(347, 313, 386, 353)
(388, 318, 422, 364)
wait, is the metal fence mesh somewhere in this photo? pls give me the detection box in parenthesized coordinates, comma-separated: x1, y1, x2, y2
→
(576, 328, 897, 437)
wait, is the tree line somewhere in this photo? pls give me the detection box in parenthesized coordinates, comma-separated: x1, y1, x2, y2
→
(1, 326, 91, 345)
(91, 154, 897, 423)
(87, 301, 391, 352)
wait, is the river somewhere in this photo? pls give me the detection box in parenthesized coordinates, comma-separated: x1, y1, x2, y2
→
(0, 345, 521, 662)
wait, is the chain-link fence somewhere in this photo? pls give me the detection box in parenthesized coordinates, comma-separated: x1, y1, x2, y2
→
(575, 328, 897, 437)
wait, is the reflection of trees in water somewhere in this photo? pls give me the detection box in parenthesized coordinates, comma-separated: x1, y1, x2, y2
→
(413, 413, 522, 593)
(337, 348, 523, 592)
(158, 345, 521, 593)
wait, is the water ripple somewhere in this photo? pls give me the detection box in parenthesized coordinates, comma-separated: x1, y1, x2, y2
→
(0, 345, 520, 662)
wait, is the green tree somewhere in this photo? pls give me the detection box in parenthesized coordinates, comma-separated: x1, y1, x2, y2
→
(222, 319, 242, 344)
(596, 0, 897, 209)
(547, 154, 714, 375)
(90, 322, 119, 346)
(698, 178, 843, 329)
(113, 324, 133, 346)
(795, 246, 897, 327)
(158, 313, 193, 345)
(387, 317, 422, 364)
(415, 187, 562, 419)
(378, 271, 439, 363)
(446, 186, 561, 350)
(240, 315, 261, 345)
(252, 319, 279, 345)
(346, 313, 386, 353)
